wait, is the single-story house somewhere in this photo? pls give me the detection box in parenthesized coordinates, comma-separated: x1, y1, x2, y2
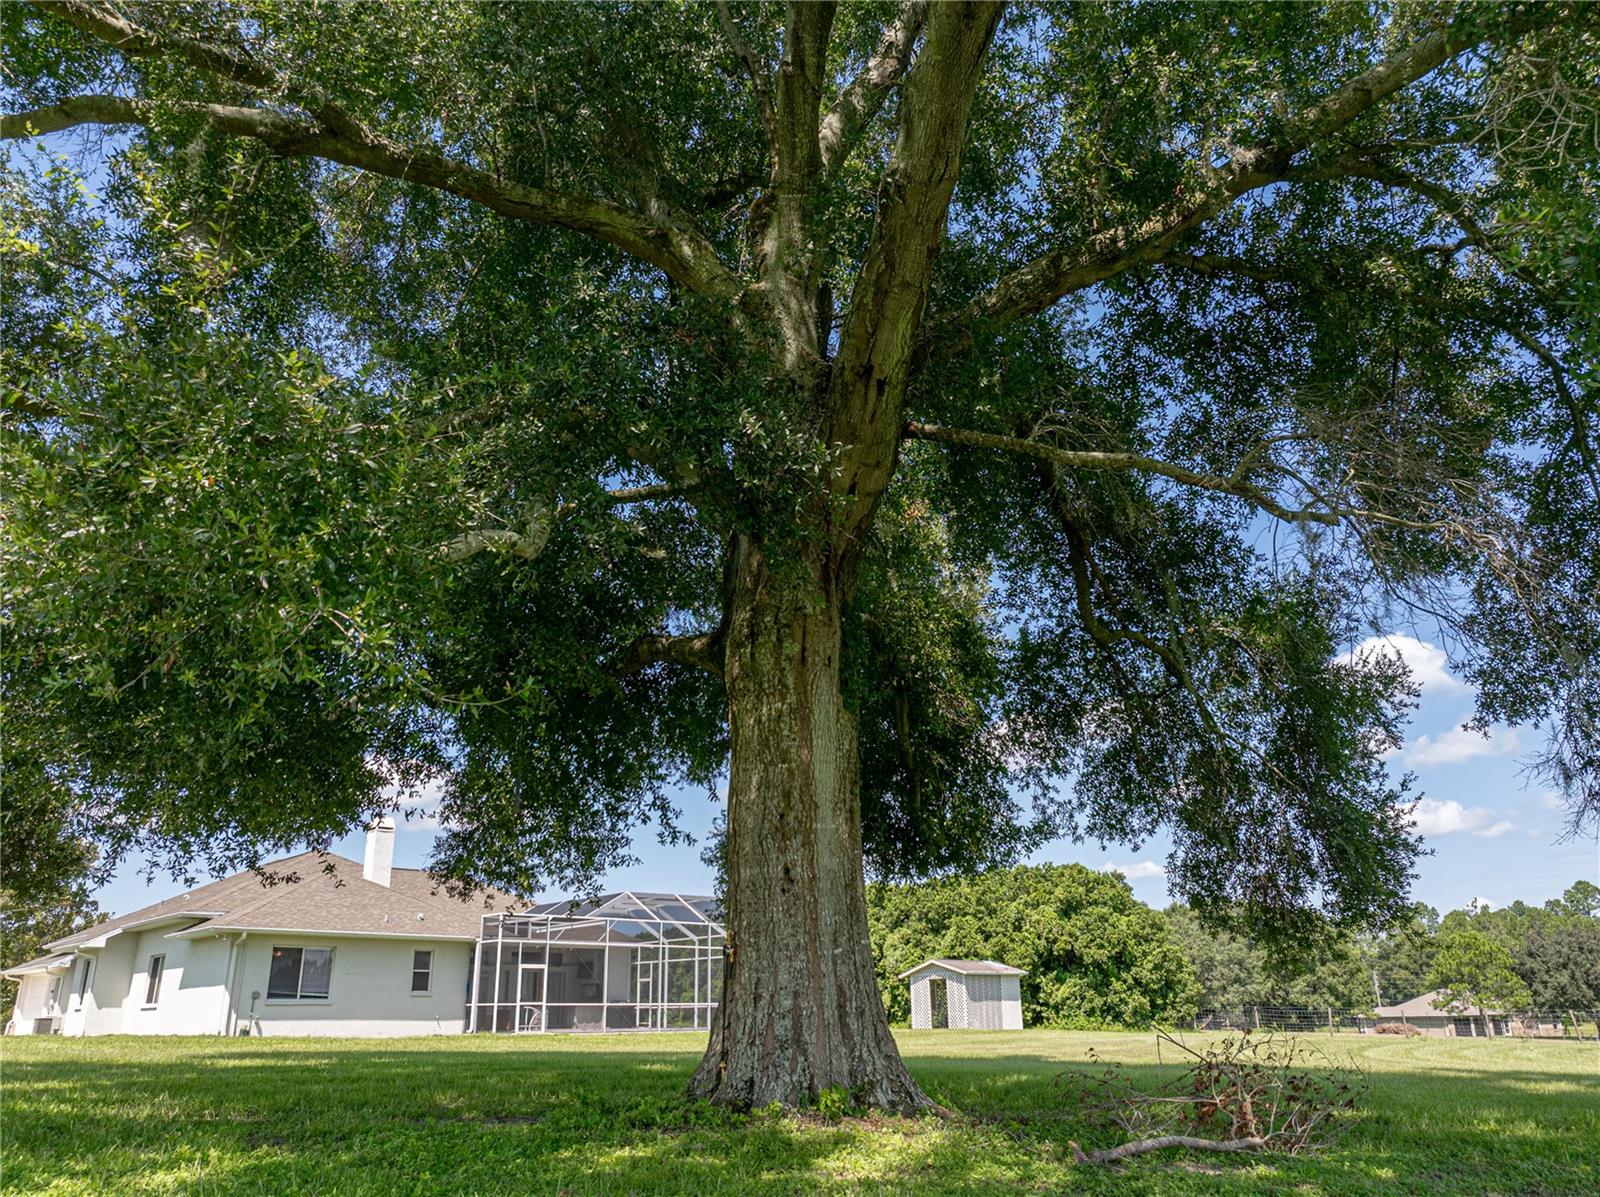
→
(1371, 989, 1530, 1037)
(4, 819, 510, 1038)
(898, 958, 1026, 1030)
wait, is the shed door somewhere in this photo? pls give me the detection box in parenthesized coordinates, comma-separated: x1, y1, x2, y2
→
(928, 977, 949, 1029)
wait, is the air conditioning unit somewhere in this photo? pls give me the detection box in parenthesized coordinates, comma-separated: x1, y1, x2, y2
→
(33, 1017, 62, 1035)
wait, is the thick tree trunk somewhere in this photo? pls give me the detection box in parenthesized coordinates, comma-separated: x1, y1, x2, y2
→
(690, 537, 927, 1111)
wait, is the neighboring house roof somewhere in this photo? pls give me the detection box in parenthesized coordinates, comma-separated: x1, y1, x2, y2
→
(44, 852, 513, 952)
(1, 952, 75, 978)
(1374, 989, 1505, 1018)
(897, 958, 1028, 979)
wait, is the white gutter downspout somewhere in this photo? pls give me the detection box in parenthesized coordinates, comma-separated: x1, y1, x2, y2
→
(468, 934, 484, 1033)
(223, 931, 248, 1037)
(217, 935, 239, 1036)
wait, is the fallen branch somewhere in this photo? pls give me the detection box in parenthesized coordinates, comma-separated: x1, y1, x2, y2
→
(1069, 1135, 1268, 1165)
(1061, 1030, 1366, 1166)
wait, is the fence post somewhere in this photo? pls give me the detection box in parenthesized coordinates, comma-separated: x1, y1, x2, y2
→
(1569, 1010, 1580, 1041)
(1252, 1006, 1261, 1030)
(1328, 1008, 1335, 1035)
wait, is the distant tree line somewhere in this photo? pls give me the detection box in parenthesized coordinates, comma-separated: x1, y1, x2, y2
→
(868, 868, 1599, 1028)
(1169, 880, 1600, 1013)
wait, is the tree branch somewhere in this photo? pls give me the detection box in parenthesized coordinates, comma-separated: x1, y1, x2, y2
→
(743, 2, 836, 366)
(715, 1, 778, 154)
(436, 484, 686, 565)
(826, 1, 1003, 542)
(941, 10, 1551, 343)
(1154, 248, 1597, 503)
(904, 421, 1341, 525)
(1291, 156, 1564, 304)
(609, 631, 723, 679)
(818, 0, 928, 175)
(16, 2, 745, 304)
(2, 94, 743, 303)
(1069, 1136, 1268, 1165)
(35, 0, 280, 91)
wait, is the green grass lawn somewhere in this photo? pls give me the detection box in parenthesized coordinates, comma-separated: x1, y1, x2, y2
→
(2, 1029, 1595, 1195)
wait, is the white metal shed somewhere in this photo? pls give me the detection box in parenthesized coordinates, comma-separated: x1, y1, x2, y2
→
(897, 958, 1026, 1030)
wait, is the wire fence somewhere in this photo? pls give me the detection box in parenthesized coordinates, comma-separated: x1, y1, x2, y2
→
(1191, 1005, 1600, 1040)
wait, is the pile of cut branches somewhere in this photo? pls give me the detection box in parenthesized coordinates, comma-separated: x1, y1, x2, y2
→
(1061, 1030, 1365, 1165)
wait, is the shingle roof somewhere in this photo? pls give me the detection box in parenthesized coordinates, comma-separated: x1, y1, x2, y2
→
(1, 951, 75, 978)
(1374, 989, 1504, 1018)
(45, 852, 513, 951)
(896, 958, 1028, 979)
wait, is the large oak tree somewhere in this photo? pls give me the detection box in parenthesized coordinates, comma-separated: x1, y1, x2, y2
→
(3, 1, 1596, 1108)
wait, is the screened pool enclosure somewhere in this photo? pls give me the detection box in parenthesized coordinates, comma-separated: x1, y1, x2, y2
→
(470, 892, 724, 1033)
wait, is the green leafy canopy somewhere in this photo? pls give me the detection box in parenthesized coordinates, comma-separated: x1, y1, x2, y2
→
(3, 2, 1597, 944)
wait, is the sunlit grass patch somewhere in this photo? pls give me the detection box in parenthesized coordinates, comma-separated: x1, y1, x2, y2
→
(2, 1030, 1595, 1194)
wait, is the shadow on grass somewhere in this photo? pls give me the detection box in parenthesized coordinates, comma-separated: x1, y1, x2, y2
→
(4, 1038, 1597, 1195)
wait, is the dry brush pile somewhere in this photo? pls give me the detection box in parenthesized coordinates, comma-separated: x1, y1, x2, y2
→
(1061, 1031, 1367, 1165)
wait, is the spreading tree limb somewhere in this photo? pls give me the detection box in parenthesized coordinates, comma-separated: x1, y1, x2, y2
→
(903, 421, 1342, 525)
(714, 1, 778, 155)
(9, 3, 744, 304)
(818, 0, 929, 175)
(609, 632, 723, 679)
(943, 8, 1554, 341)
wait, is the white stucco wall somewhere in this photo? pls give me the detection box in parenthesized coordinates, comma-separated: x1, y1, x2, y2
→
(82, 932, 137, 1035)
(235, 935, 474, 1037)
(13, 930, 477, 1038)
(117, 929, 233, 1036)
(6, 972, 67, 1034)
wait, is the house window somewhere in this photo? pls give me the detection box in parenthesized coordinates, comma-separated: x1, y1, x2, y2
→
(411, 950, 433, 994)
(267, 946, 333, 1000)
(144, 955, 165, 1006)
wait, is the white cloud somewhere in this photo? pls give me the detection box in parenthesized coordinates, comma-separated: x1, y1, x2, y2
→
(1469, 897, 1496, 912)
(1407, 798, 1518, 839)
(371, 763, 450, 830)
(1536, 790, 1566, 812)
(1103, 860, 1166, 881)
(1404, 724, 1521, 767)
(1350, 634, 1469, 696)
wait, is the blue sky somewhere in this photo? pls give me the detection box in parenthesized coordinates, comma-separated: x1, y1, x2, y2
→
(91, 630, 1598, 921)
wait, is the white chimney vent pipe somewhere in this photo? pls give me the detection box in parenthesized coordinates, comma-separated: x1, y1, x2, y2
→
(363, 816, 396, 887)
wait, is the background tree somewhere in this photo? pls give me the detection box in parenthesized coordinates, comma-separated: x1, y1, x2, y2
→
(1370, 904, 1443, 1006)
(868, 863, 1199, 1027)
(1514, 917, 1600, 1010)
(1546, 880, 1600, 919)
(1166, 904, 1383, 1011)
(0, 874, 103, 1026)
(1429, 927, 1533, 1033)
(1163, 905, 1269, 1012)
(3, 2, 1597, 1108)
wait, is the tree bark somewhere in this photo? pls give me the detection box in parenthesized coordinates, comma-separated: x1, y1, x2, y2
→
(690, 536, 927, 1110)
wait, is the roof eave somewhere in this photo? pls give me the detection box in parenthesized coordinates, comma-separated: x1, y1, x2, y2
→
(895, 958, 1028, 980)
(47, 912, 222, 952)
(169, 925, 477, 943)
